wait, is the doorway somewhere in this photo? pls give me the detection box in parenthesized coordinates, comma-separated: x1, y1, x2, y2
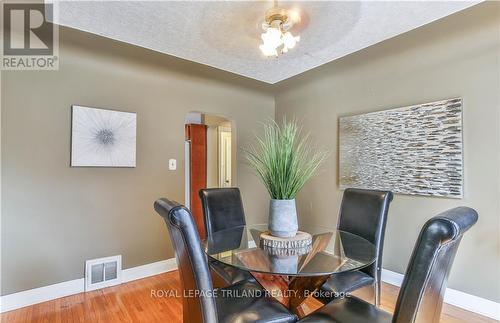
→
(218, 126, 232, 188)
(184, 112, 233, 239)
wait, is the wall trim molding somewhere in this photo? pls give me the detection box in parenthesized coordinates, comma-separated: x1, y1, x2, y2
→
(122, 258, 177, 283)
(0, 278, 85, 314)
(381, 269, 500, 320)
(1, 260, 498, 320)
(0, 258, 178, 313)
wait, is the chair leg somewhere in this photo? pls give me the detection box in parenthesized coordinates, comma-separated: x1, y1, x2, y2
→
(374, 279, 381, 307)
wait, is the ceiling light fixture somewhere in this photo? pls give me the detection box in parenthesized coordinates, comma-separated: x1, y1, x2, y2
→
(259, 1, 300, 57)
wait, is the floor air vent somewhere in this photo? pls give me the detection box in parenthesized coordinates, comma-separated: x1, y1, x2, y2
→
(85, 255, 122, 291)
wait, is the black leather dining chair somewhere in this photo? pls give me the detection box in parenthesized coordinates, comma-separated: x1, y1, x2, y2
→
(199, 188, 254, 287)
(320, 188, 393, 306)
(154, 197, 297, 323)
(299, 206, 478, 323)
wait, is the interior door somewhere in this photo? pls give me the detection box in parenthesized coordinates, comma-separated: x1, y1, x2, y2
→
(218, 127, 232, 188)
(185, 123, 207, 239)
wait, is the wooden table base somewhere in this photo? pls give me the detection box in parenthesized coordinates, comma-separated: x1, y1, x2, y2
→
(251, 272, 330, 317)
(235, 231, 337, 317)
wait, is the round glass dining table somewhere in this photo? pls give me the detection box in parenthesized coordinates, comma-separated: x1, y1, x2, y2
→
(203, 224, 376, 316)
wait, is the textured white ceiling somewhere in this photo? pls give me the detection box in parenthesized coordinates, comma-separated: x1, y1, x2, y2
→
(51, 1, 480, 84)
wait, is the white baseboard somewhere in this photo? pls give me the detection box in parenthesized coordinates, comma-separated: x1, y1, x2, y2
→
(382, 269, 500, 320)
(1, 261, 498, 320)
(0, 258, 178, 313)
(381, 268, 405, 286)
(122, 258, 177, 283)
(0, 278, 85, 314)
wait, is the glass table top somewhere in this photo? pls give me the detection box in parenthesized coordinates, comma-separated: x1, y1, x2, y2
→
(203, 224, 376, 277)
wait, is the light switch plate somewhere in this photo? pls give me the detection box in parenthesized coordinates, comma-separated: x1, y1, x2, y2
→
(168, 159, 177, 170)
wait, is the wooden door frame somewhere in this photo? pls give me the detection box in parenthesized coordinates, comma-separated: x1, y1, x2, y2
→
(185, 123, 207, 239)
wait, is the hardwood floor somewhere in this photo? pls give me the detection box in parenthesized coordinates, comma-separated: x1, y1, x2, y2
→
(1, 271, 497, 323)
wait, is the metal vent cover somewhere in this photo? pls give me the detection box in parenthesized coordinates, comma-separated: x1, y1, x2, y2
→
(85, 255, 122, 291)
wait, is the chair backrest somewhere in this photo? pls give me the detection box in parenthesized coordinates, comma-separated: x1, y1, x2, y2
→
(154, 198, 217, 323)
(337, 188, 393, 280)
(199, 188, 246, 237)
(392, 207, 478, 323)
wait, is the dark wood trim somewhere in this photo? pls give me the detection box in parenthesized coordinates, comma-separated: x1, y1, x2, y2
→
(185, 123, 208, 239)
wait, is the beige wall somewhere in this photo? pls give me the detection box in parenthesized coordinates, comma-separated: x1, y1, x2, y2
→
(1, 26, 274, 295)
(274, 3, 500, 302)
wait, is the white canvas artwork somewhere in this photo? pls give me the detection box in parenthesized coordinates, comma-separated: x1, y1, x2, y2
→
(71, 105, 137, 167)
(339, 98, 463, 198)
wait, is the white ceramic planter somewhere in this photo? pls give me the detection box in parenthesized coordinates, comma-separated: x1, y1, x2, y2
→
(268, 199, 298, 238)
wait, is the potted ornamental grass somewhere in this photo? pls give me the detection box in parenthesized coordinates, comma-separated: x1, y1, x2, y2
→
(245, 119, 327, 238)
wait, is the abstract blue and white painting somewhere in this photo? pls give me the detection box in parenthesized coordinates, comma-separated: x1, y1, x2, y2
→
(71, 105, 136, 167)
(339, 98, 463, 198)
